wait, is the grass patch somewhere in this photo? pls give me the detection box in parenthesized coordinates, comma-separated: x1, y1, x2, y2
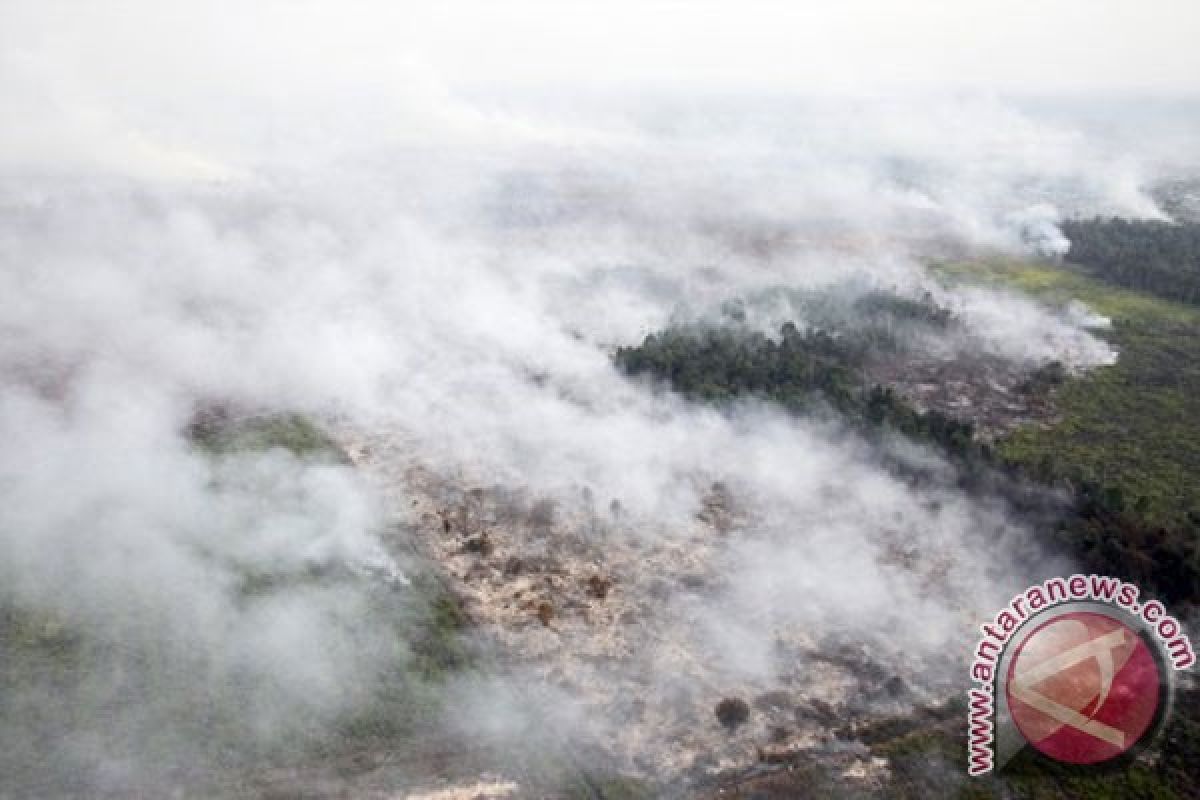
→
(933, 258, 1200, 326)
(189, 410, 351, 463)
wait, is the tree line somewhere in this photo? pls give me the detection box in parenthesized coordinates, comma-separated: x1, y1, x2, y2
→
(1063, 217, 1200, 305)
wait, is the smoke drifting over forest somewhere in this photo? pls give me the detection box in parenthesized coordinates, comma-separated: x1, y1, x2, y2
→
(2, 2, 1198, 796)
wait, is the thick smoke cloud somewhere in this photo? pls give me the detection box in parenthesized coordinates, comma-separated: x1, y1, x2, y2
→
(0, 3, 1190, 794)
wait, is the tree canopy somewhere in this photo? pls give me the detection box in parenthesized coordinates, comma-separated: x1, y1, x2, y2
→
(1063, 217, 1200, 305)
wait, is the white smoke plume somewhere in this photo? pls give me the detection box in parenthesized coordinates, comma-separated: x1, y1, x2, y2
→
(1, 1, 1194, 795)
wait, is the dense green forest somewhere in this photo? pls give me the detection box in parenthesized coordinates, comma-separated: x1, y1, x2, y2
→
(1063, 217, 1200, 305)
(614, 323, 981, 462)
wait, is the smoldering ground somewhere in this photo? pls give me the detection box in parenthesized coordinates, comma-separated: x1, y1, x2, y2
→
(1, 4, 1195, 795)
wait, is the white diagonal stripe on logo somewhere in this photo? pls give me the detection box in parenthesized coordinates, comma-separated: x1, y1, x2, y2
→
(1010, 627, 1130, 747)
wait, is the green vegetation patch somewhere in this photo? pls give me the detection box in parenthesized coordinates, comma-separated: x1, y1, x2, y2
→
(933, 258, 1200, 325)
(189, 409, 351, 463)
(616, 322, 986, 472)
(934, 258, 1200, 523)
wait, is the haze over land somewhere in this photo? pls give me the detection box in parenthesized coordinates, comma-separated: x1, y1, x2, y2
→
(1, 2, 1198, 797)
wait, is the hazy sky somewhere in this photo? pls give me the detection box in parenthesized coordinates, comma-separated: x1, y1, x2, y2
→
(409, 0, 1200, 93)
(2, 1, 1198, 180)
(3, 1, 1200, 95)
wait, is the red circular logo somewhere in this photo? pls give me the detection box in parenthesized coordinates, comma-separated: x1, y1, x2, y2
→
(1006, 611, 1162, 764)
